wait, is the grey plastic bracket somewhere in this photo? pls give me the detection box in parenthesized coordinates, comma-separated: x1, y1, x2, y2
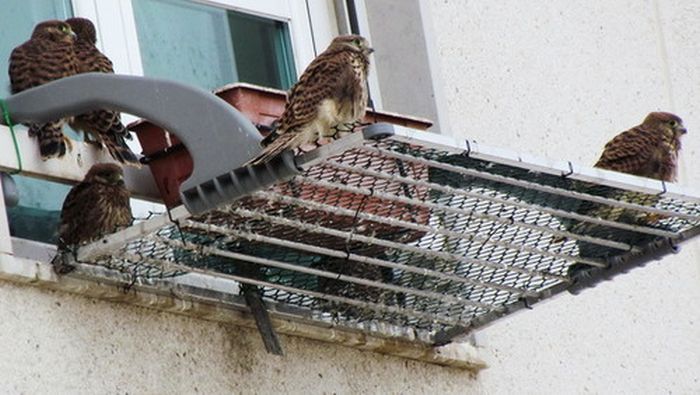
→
(362, 122, 395, 140)
(183, 150, 300, 214)
(0, 73, 269, 214)
(0, 74, 397, 215)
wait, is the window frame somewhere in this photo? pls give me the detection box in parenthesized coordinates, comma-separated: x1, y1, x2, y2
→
(71, 0, 383, 109)
(72, 0, 337, 85)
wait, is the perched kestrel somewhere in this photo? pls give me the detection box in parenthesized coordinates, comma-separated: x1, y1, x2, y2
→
(245, 35, 374, 165)
(567, 112, 687, 277)
(54, 163, 132, 274)
(594, 112, 686, 180)
(66, 17, 140, 166)
(9, 20, 79, 159)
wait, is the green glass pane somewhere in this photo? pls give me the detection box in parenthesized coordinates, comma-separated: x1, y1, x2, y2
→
(132, 0, 237, 90)
(228, 11, 296, 90)
(0, 0, 73, 244)
(0, 0, 73, 98)
(133, 0, 296, 91)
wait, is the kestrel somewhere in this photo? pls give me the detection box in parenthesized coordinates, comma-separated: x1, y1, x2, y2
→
(594, 112, 686, 180)
(9, 20, 79, 159)
(54, 163, 132, 274)
(66, 17, 140, 166)
(245, 35, 374, 165)
(567, 112, 687, 277)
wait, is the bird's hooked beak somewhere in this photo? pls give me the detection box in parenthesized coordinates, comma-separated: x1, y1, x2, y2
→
(366, 47, 375, 54)
(112, 172, 125, 185)
(677, 124, 688, 135)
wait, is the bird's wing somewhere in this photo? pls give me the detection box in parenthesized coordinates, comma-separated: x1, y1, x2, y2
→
(594, 126, 657, 175)
(279, 53, 355, 133)
(58, 181, 94, 247)
(246, 54, 357, 165)
(69, 41, 139, 165)
(9, 40, 78, 93)
(75, 41, 114, 73)
(59, 181, 132, 247)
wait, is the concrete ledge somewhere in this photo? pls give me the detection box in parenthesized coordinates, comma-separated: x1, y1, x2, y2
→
(0, 252, 487, 372)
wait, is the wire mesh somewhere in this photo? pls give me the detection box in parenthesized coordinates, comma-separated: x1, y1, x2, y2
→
(79, 134, 700, 341)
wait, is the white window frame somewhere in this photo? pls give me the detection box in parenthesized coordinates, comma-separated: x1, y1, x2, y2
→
(71, 0, 382, 107)
(71, 0, 336, 83)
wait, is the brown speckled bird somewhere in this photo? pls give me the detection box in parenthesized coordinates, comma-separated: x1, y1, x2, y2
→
(66, 17, 140, 166)
(566, 112, 687, 277)
(589, 111, 686, 223)
(54, 163, 132, 274)
(594, 112, 686, 180)
(245, 35, 374, 165)
(9, 20, 79, 159)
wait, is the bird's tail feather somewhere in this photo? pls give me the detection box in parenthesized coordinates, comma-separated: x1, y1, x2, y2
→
(84, 110, 129, 138)
(35, 121, 68, 159)
(70, 111, 139, 165)
(244, 132, 297, 166)
(103, 132, 140, 167)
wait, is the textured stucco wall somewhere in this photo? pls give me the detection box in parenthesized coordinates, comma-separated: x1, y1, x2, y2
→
(425, 0, 700, 392)
(2, 1, 700, 394)
(0, 281, 480, 394)
(364, 0, 450, 133)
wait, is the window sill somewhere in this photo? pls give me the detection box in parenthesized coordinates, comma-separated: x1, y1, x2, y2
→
(0, 238, 487, 372)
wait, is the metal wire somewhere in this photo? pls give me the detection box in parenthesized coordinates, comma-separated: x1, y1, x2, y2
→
(183, 220, 533, 296)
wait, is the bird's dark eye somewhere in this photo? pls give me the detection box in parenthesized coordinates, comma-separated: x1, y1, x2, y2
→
(669, 120, 677, 126)
(354, 39, 361, 46)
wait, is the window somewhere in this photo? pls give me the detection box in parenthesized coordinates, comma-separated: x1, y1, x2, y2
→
(0, 0, 74, 244)
(132, 0, 296, 91)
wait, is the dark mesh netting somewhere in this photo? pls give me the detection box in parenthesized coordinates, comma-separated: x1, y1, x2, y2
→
(80, 136, 700, 340)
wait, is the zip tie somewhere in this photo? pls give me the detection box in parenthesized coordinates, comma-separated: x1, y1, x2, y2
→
(0, 100, 22, 174)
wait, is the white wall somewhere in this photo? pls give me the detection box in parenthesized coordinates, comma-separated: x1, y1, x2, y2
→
(424, 0, 700, 392)
(0, 281, 483, 393)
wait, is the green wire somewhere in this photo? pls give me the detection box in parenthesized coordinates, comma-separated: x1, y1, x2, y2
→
(0, 99, 22, 174)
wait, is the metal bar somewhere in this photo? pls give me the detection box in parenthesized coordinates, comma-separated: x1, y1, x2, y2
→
(151, 235, 494, 311)
(295, 131, 367, 170)
(183, 220, 534, 297)
(323, 160, 638, 250)
(329, 158, 679, 239)
(364, 145, 700, 222)
(296, 177, 607, 268)
(567, 224, 700, 293)
(231, 207, 573, 281)
(101, 245, 470, 328)
(433, 224, 700, 344)
(388, 124, 700, 203)
(0, 126, 161, 201)
(256, 189, 624, 256)
(432, 281, 571, 345)
(77, 205, 190, 261)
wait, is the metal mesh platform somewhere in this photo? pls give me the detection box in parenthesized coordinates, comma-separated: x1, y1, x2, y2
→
(73, 125, 700, 344)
